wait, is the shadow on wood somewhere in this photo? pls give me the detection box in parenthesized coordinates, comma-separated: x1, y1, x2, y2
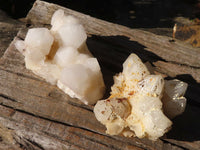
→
(165, 74, 200, 141)
(87, 35, 165, 97)
(87, 35, 200, 142)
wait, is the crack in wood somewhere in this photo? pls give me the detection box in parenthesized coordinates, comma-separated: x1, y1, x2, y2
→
(0, 103, 146, 149)
(25, 138, 45, 150)
(161, 139, 187, 150)
(43, 132, 105, 150)
(41, 131, 89, 150)
(0, 103, 95, 133)
(67, 101, 93, 113)
(71, 131, 127, 150)
(166, 60, 200, 70)
(13, 133, 45, 150)
(0, 94, 18, 103)
(13, 136, 26, 149)
(0, 98, 188, 150)
(0, 67, 44, 83)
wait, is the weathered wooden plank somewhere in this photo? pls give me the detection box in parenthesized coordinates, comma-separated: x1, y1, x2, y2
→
(154, 61, 200, 83)
(26, 0, 200, 68)
(0, 0, 200, 150)
(0, 32, 186, 149)
(0, 104, 144, 150)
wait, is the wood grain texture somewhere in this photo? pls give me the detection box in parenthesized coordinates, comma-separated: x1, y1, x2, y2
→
(0, 0, 200, 149)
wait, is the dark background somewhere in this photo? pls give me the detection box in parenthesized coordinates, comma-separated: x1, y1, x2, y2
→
(0, 0, 199, 28)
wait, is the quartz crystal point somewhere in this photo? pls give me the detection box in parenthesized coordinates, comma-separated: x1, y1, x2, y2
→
(94, 53, 187, 140)
(15, 9, 105, 105)
(162, 79, 188, 119)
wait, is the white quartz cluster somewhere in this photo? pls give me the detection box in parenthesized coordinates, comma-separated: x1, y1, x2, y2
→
(94, 54, 187, 140)
(15, 9, 105, 105)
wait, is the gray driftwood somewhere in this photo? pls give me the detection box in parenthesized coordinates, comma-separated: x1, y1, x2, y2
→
(0, 0, 200, 149)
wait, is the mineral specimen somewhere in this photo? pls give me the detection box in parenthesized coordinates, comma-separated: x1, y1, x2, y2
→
(15, 9, 105, 105)
(94, 53, 187, 140)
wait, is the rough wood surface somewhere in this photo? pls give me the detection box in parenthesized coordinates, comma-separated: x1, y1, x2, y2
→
(0, 0, 200, 149)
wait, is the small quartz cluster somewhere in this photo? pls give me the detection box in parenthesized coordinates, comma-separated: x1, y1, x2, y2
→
(15, 9, 105, 105)
(94, 54, 187, 140)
